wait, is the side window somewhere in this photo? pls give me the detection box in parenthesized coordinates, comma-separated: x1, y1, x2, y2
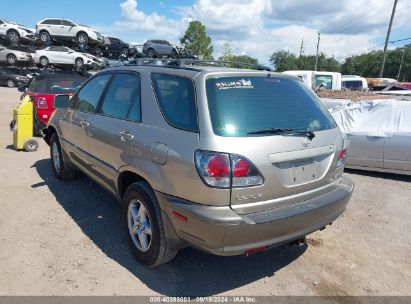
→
(71, 74, 111, 112)
(0, 20, 4, 25)
(151, 73, 197, 132)
(100, 73, 140, 120)
(315, 75, 333, 90)
(62, 20, 73, 26)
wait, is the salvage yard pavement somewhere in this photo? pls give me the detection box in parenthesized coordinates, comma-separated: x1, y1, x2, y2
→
(0, 87, 410, 296)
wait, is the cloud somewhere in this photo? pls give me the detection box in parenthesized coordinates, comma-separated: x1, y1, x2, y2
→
(109, 0, 183, 43)
(102, 0, 411, 63)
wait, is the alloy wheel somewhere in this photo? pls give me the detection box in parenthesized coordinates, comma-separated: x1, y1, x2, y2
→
(127, 199, 152, 252)
(52, 142, 61, 173)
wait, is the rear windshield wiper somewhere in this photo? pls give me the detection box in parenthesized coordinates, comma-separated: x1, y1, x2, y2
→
(247, 128, 316, 140)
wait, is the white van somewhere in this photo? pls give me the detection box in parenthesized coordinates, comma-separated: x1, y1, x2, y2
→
(283, 70, 342, 90)
(342, 75, 368, 91)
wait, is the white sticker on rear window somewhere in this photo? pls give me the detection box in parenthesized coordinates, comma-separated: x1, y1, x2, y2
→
(216, 79, 253, 90)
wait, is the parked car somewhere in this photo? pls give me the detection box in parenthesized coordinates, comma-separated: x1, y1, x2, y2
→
(332, 99, 411, 175)
(43, 63, 353, 266)
(32, 46, 100, 69)
(0, 67, 30, 87)
(36, 18, 104, 45)
(283, 70, 342, 91)
(20, 70, 90, 134)
(0, 44, 32, 66)
(103, 36, 134, 57)
(367, 78, 396, 91)
(142, 40, 178, 58)
(0, 18, 35, 43)
(342, 75, 368, 91)
(398, 82, 411, 90)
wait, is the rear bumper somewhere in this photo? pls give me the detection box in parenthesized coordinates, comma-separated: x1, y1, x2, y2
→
(156, 177, 354, 256)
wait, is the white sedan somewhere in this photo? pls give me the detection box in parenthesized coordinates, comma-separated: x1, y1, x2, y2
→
(32, 46, 99, 69)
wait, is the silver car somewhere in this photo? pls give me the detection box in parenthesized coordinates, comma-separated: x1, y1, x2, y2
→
(0, 44, 32, 65)
(332, 99, 411, 175)
(43, 62, 354, 267)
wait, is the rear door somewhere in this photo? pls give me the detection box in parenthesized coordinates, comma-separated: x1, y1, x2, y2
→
(46, 46, 63, 64)
(60, 73, 112, 174)
(383, 133, 411, 171)
(346, 134, 385, 168)
(86, 72, 141, 189)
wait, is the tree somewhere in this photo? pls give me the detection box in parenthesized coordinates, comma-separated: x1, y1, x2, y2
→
(341, 45, 411, 81)
(269, 50, 340, 72)
(217, 42, 259, 69)
(180, 21, 213, 60)
(269, 50, 298, 71)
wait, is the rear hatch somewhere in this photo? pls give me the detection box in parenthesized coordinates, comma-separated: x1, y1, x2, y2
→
(203, 74, 343, 214)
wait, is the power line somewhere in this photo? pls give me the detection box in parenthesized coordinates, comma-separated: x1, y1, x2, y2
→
(335, 36, 411, 61)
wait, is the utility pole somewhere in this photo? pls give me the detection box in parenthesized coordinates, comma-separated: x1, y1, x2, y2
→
(379, 0, 399, 77)
(299, 39, 304, 57)
(397, 49, 405, 80)
(314, 32, 320, 71)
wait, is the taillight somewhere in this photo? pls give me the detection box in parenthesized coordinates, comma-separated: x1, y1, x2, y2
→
(231, 155, 263, 187)
(195, 151, 264, 188)
(37, 97, 48, 109)
(337, 139, 349, 168)
(195, 152, 231, 188)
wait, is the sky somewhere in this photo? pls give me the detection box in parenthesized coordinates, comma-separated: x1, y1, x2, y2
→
(3, 0, 411, 65)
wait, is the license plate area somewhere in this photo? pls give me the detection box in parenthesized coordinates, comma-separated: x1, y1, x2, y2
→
(292, 159, 317, 184)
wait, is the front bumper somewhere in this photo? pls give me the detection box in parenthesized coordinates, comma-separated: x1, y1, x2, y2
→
(156, 177, 354, 256)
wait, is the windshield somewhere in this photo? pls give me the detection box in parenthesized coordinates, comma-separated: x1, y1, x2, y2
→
(30, 76, 87, 94)
(206, 76, 336, 137)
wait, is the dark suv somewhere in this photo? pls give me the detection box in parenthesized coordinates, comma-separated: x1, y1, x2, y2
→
(103, 37, 134, 58)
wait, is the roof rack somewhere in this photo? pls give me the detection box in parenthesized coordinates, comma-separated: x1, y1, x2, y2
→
(129, 58, 272, 71)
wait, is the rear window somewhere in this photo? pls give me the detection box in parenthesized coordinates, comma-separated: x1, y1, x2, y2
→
(206, 76, 336, 137)
(342, 80, 363, 90)
(29, 76, 87, 94)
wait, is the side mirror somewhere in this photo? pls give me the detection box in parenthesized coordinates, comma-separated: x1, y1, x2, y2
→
(18, 86, 26, 93)
(54, 95, 70, 109)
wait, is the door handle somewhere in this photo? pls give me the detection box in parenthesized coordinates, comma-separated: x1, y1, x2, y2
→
(80, 120, 90, 128)
(119, 130, 134, 142)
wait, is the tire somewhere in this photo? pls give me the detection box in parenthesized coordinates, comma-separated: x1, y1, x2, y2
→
(39, 31, 51, 44)
(7, 54, 17, 65)
(75, 58, 84, 69)
(7, 30, 20, 43)
(23, 139, 38, 152)
(171, 49, 178, 59)
(6, 79, 15, 88)
(77, 33, 89, 45)
(123, 182, 177, 267)
(121, 48, 129, 56)
(50, 133, 77, 180)
(39, 56, 49, 68)
(146, 48, 156, 58)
